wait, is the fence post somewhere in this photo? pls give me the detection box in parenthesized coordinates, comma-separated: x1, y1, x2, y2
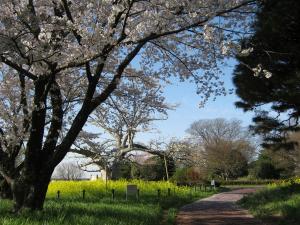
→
(57, 190, 60, 199)
(137, 189, 140, 201)
(112, 189, 115, 200)
(82, 189, 86, 199)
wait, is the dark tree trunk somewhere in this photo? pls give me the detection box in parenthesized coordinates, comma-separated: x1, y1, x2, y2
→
(0, 177, 12, 199)
(11, 169, 52, 212)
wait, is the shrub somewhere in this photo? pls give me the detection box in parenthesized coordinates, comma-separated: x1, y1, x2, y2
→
(170, 167, 208, 185)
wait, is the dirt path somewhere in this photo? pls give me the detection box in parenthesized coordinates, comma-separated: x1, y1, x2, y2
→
(176, 188, 265, 225)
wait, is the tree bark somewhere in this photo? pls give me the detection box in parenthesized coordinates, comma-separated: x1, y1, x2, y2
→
(11, 169, 52, 212)
(0, 177, 12, 199)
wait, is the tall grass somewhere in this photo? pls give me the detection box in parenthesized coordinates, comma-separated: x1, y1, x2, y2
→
(0, 180, 216, 225)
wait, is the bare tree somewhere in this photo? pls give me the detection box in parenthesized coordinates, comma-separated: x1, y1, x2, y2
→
(54, 162, 84, 180)
(187, 118, 255, 160)
(186, 118, 256, 179)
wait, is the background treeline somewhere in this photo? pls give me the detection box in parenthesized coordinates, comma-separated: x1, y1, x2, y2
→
(106, 118, 300, 185)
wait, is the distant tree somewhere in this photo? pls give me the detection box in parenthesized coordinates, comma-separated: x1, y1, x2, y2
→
(187, 118, 245, 144)
(166, 139, 200, 168)
(139, 156, 165, 181)
(249, 153, 280, 179)
(205, 140, 249, 179)
(55, 162, 84, 180)
(71, 73, 173, 177)
(284, 132, 300, 176)
(111, 160, 132, 180)
(267, 149, 295, 178)
(233, 0, 300, 149)
(186, 118, 256, 179)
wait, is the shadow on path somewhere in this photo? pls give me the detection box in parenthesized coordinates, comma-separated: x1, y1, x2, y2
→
(176, 188, 266, 225)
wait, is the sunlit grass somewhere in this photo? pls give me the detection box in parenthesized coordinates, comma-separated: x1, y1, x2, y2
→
(239, 178, 300, 225)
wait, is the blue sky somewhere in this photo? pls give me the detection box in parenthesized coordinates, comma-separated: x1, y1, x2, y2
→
(135, 59, 255, 143)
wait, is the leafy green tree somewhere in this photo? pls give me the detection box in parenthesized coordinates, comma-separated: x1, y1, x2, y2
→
(205, 140, 249, 179)
(233, 0, 300, 149)
(139, 156, 165, 181)
(249, 153, 280, 179)
(111, 160, 132, 180)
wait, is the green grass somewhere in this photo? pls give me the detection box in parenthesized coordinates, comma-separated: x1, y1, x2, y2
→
(0, 180, 216, 225)
(239, 179, 300, 225)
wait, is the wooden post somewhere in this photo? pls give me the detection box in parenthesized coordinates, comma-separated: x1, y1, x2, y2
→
(111, 189, 115, 200)
(137, 189, 140, 201)
(57, 190, 60, 199)
(168, 188, 171, 197)
(82, 189, 86, 199)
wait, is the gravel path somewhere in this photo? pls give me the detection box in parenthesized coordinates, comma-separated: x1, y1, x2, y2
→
(176, 188, 266, 225)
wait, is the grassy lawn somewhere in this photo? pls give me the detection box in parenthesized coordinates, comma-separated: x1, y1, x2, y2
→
(0, 180, 216, 225)
(239, 179, 300, 225)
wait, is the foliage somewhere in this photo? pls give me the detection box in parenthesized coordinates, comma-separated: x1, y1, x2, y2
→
(110, 156, 166, 181)
(205, 140, 249, 179)
(249, 153, 280, 179)
(111, 160, 132, 180)
(138, 156, 166, 181)
(233, 0, 300, 148)
(250, 149, 296, 179)
(0, 180, 216, 225)
(170, 167, 208, 185)
(239, 178, 300, 225)
(219, 179, 279, 186)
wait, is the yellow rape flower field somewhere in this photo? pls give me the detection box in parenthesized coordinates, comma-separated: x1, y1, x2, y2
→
(0, 180, 216, 225)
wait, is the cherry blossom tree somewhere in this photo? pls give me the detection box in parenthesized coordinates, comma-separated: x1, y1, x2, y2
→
(91, 72, 173, 151)
(72, 72, 174, 176)
(0, 0, 256, 211)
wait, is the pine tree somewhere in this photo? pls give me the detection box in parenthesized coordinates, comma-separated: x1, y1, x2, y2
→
(233, 0, 300, 149)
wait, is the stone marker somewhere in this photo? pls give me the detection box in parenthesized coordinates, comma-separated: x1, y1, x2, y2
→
(126, 184, 138, 200)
